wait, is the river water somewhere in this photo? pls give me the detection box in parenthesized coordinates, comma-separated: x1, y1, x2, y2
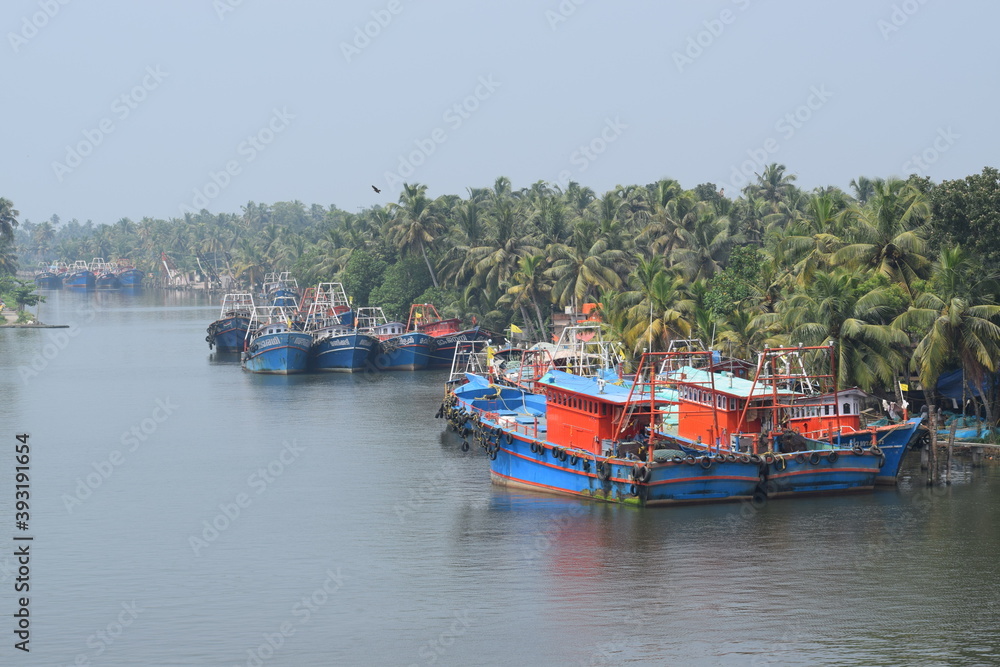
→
(1, 289, 998, 666)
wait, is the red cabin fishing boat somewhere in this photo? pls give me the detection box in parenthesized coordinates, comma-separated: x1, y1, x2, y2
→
(408, 303, 490, 369)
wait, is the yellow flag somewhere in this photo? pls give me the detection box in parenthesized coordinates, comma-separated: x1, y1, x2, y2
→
(899, 382, 909, 392)
(510, 323, 523, 334)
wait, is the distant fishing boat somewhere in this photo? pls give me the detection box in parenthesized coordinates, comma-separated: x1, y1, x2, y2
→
(63, 261, 95, 290)
(369, 307, 431, 371)
(116, 262, 144, 289)
(206, 293, 256, 352)
(306, 283, 376, 373)
(408, 303, 490, 369)
(261, 271, 300, 308)
(34, 270, 62, 289)
(95, 272, 121, 289)
(242, 303, 312, 374)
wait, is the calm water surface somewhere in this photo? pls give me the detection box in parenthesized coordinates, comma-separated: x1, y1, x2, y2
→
(1, 290, 999, 666)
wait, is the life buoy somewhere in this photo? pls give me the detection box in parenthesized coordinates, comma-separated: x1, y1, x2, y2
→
(763, 454, 775, 465)
(714, 454, 726, 464)
(749, 454, 762, 464)
(685, 456, 697, 465)
(503, 432, 513, 445)
(699, 456, 712, 469)
(726, 454, 737, 463)
(569, 455, 580, 466)
(809, 452, 822, 465)
(672, 456, 684, 464)
(739, 454, 751, 464)
(530, 442, 539, 454)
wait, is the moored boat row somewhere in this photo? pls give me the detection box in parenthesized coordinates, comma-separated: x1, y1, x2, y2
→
(438, 343, 925, 507)
(34, 258, 144, 290)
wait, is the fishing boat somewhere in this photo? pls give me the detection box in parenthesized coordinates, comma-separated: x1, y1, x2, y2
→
(261, 272, 300, 308)
(654, 346, 921, 495)
(371, 309, 431, 371)
(116, 261, 144, 289)
(407, 303, 490, 369)
(439, 351, 764, 506)
(306, 283, 377, 373)
(241, 303, 312, 374)
(95, 261, 121, 290)
(206, 293, 256, 352)
(33, 267, 62, 289)
(63, 261, 95, 290)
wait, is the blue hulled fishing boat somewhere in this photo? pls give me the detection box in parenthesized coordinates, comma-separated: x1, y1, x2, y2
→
(262, 272, 300, 307)
(117, 267, 144, 289)
(408, 303, 490, 369)
(652, 345, 916, 496)
(370, 308, 431, 371)
(206, 293, 256, 352)
(441, 359, 764, 506)
(63, 261, 95, 290)
(242, 304, 312, 374)
(306, 283, 376, 373)
(34, 271, 62, 289)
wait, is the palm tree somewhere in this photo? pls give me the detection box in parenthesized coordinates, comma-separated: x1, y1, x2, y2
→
(894, 247, 1000, 419)
(499, 254, 552, 338)
(546, 222, 626, 311)
(0, 198, 19, 242)
(386, 183, 445, 287)
(622, 267, 694, 353)
(775, 269, 908, 391)
(832, 178, 932, 294)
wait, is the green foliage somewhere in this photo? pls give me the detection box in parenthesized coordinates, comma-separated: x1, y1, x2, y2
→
(931, 167, 1000, 266)
(705, 245, 762, 317)
(339, 249, 387, 306)
(0, 277, 44, 312)
(368, 256, 431, 320)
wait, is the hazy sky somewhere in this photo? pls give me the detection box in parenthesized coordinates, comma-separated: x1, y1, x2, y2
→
(3, 0, 995, 225)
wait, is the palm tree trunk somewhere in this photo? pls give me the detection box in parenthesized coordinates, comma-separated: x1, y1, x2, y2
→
(419, 241, 439, 288)
(531, 297, 547, 341)
(927, 402, 938, 486)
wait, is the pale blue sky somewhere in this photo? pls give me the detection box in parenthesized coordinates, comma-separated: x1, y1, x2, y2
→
(3, 0, 995, 225)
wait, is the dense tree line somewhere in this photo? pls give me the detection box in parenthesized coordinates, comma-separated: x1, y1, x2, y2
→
(7, 165, 1000, 415)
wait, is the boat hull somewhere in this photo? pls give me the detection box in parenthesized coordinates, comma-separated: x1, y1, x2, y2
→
(832, 417, 923, 484)
(486, 431, 761, 506)
(207, 316, 250, 352)
(117, 269, 143, 288)
(426, 328, 490, 369)
(375, 333, 431, 371)
(310, 333, 376, 372)
(760, 451, 881, 497)
(34, 272, 62, 289)
(96, 273, 121, 289)
(242, 332, 312, 374)
(64, 271, 95, 290)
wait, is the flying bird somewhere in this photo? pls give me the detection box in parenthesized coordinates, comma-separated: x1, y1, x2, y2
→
(371, 185, 381, 193)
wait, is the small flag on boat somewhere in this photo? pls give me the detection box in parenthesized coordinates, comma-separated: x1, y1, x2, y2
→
(899, 382, 909, 392)
(510, 323, 522, 334)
